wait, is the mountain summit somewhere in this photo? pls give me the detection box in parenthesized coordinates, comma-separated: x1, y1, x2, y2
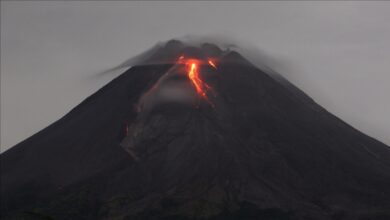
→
(2, 40, 390, 220)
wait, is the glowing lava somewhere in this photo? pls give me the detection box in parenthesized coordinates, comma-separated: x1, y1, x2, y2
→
(208, 60, 217, 69)
(188, 61, 207, 98)
(177, 56, 216, 106)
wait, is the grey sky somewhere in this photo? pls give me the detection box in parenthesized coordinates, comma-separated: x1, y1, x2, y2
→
(1, 1, 390, 152)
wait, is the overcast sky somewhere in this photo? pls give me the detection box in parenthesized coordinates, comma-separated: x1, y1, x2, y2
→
(1, 1, 390, 152)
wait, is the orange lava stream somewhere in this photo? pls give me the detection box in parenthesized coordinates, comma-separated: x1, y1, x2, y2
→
(188, 62, 208, 99)
(177, 56, 216, 107)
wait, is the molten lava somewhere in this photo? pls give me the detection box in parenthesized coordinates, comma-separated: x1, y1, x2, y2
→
(187, 61, 207, 98)
(208, 60, 217, 69)
(176, 57, 216, 107)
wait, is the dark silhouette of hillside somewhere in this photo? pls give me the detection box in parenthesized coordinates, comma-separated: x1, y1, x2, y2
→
(2, 40, 390, 220)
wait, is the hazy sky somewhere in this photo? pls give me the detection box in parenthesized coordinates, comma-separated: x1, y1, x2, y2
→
(1, 1, 390, 152)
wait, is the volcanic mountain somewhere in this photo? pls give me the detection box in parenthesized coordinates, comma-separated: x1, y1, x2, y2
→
(1, 40, 390, 220)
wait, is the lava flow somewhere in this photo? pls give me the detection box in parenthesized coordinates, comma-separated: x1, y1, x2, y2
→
(208, 60, 217, 69)
(188, 61, 207, 98)
(178, 57, 216, 106)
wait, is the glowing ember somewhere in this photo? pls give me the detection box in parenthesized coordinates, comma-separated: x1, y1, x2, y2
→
(208, 60, 217, 69)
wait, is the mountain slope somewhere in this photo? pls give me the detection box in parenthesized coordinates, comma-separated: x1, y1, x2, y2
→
(1, 41, 390, 220)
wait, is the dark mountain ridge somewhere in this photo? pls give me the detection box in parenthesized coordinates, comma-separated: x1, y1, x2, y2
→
(1, 40, 390, 220)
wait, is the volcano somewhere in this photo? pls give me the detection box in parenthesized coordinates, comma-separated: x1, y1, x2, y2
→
(1, 40, 390, 220)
